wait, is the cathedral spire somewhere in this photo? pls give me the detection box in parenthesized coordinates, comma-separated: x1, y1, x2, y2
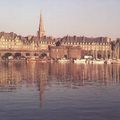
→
(38, 12, 45, 40)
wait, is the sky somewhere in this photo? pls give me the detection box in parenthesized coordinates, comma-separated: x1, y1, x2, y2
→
(0, 0, 119, 39)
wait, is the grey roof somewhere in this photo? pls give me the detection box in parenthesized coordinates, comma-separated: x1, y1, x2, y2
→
(0, 32, 17, 40)
(60, 36, 110, 44)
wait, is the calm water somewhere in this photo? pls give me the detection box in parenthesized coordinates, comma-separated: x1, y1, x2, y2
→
(0, 62, 120, 120)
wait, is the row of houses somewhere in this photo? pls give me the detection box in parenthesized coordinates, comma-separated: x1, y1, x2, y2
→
(0, 32, 120, 60)
(49, 36, 120, 60)
(115, 38, 120, 59)
(0, 32, 55, 51)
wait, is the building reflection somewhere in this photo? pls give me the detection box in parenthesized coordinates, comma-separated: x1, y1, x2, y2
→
(0, 62, 120, 105)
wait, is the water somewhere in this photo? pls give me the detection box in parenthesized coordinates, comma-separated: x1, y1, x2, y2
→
(0, 62, 120, 120)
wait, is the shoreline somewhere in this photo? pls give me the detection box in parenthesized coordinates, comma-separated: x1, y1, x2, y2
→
(0, 59, 120, 64)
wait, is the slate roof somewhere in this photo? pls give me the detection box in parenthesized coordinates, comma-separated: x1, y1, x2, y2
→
(60, 36, 111, 44)
(0, 32, 17, 40)
(0, 32, 38, 45)
(0, 32, 112, 46)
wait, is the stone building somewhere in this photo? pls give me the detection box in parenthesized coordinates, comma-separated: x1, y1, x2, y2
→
(49, 36, 112, 59)
(0, 32, 22, 50)
(0, 13, 56, 59)
(114, 39, 120, 59)
(49, 46, 68, 59)
(0, 13, 118, 60)
(49, 46, 81, 59)
(0, 32, 39, 51)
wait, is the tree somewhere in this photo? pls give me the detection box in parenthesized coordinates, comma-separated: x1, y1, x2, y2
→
(40, 53, 47, 59)
(3, 53, 12, 59)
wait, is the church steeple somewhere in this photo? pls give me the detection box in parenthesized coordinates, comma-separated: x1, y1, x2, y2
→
(38, 13, 45, 40)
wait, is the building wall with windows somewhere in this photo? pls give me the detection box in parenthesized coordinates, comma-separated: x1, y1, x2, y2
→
(56, 36, 112, 59)
(0, 32, 118, 60)
(49, 46, 68, 59)
(114, 39, 120, 59)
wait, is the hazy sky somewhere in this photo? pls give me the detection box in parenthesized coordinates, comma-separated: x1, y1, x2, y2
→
(0, 0, 119, 39)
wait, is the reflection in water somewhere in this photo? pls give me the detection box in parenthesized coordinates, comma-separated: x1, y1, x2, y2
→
(0, 62, 120, 120)
(0, 63, 120, 100)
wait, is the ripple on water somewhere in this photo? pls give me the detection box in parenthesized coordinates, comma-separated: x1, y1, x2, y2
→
(0, 63, 120, 120)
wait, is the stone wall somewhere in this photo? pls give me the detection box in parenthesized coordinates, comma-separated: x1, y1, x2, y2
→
(49, 46, 81, 59)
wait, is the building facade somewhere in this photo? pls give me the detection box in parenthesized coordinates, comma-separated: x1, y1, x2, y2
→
(50, 36, 112, 59)
(0, 13, 118, 60)
(114, 39, 120, 59)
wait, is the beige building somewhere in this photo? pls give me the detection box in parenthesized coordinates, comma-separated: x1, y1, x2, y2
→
(114, 39, 120, 59)
(0, 13, 118, 60)
(56, 36, 112, 59)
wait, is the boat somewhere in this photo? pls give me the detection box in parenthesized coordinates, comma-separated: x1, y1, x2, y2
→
(47, 59, 55, 63)
(92, 59, 105, 64)
(105, 59, 118, 64)
(58, 58, 70, 63)
(27, 57, 37, 63)
(74, 59, 86, 64)
(105, 59, 113, 64)
(38, 60, 47, 63)
(115, 59, 120, 64)
(27, 60, 37, 63)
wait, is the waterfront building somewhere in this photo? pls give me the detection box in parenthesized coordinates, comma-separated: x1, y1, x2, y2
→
(49, 46, 81, 59)
(0, 32, 22, 50)
(50, 36, 112, 59)
(114, 38, 120, 59)
(0, 13, 119, 60)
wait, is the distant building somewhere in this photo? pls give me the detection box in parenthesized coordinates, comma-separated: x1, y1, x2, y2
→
(50, 36, 112, 59)
(114, 39, 120, 59)
(0, 13, 119, 60)
(0, 32, 38, 51)
(49, 46, 81, 59)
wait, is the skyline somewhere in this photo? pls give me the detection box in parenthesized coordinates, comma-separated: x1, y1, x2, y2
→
(0, 0, 120, 39)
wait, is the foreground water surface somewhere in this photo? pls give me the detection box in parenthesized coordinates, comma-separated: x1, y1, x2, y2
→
(0, 62, 120, 120)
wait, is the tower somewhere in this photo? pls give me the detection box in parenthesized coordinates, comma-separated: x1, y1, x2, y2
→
(38, 13, 45, 40)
